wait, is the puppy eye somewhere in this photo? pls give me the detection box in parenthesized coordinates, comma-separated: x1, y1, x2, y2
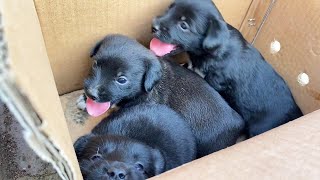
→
(116, 76, 128, 84)
(91, 154, 102, 161)
(168, 3, 175, 9)
(179, 21, 189, 31)
(135, 163, 144, 171)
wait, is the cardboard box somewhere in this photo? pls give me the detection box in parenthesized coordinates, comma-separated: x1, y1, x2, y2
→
(0, 0, 319, 179)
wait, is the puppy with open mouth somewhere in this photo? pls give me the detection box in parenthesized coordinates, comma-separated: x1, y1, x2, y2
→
(79, 34, 244, 157)
(74, 104, 196, 180)
(151, 0, 303, 137)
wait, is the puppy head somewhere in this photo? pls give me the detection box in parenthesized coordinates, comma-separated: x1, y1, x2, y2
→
(79, 159, 146, 180)
(74, 134, 165, 180)
(151, 0, 229, 55)
(84, 35, 162, 105)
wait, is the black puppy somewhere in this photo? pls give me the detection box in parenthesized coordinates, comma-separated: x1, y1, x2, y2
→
(81, 34, 244, 157)
(74, 104, 196, 180)
(151, 0, 303, 137)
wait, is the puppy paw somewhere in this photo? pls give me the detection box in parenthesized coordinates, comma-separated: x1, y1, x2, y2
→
(181, 63, 188, 68)
(73, 111, 89, 124)
(76, 94, 87, 111)
(181, 60, 194, 70)
(194, 68, 205, 78)
(187, 59, 193, 70)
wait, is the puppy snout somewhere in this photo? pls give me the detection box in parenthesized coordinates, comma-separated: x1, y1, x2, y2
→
(107, 167, 127, 179)
(152, 25, 159, 33)
(152, 18, 165, 33)
(86, 87, 100, 101)
(152, 19, 160, 33)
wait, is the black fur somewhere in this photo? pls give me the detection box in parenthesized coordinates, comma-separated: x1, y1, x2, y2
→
(152, 0, 303, 137)
(84, 34, 244, 157)
(74, 104, 196, 180)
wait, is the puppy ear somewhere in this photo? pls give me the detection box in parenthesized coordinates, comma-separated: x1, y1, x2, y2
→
(202, 19, 229, 52)
(151, 149, 165, 176)
(144, 58, 162, 92)
(74, 134, 95, 157)
(90, 40, 103, 58)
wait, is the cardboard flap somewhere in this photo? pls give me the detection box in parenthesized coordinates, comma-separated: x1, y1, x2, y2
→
(151, 110, 320, 180)
(0, 0, 81, 179)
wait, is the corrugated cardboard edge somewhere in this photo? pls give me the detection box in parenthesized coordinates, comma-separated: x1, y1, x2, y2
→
(0, 1, 81, 179)
(0, 74, 72, 180)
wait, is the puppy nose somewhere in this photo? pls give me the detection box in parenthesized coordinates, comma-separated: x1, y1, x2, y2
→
(152, 25, 160, 33)
(87, 87, 99, 101)
(89, 95, 97, 101)
(108, 167, 126, 179)
(152, 18, 160, 33)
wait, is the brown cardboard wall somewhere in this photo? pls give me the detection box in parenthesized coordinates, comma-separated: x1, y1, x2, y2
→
(240, 0, 274, 43)
(33, 0, 252, 95)
(253, 0, 320, 113)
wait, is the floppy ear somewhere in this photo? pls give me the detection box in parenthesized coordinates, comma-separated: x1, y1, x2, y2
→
(90, 40, 103, 58)
(73, 134, 95, 157)
(144, 58, 162, 93)
(151, 149, 165, 176)
(202, 18, 229, 52)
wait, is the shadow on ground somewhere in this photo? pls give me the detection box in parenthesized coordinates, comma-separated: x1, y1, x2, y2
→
(0, 100, 60, 180)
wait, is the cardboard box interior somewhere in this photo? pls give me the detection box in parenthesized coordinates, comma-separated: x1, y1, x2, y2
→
(33, 0, 253, 95)
(1, 0, 320, 179)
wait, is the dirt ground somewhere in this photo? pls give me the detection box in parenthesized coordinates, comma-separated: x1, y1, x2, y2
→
(0, 100, 60, 180)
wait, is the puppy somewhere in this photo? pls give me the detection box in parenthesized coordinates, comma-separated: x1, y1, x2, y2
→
(74, 104, 196, 180)
(82, 34, 244, 157)
(151, 0, 303, 137)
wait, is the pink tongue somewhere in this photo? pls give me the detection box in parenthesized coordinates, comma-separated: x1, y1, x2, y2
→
(150, 38, 176, 56)
(86, 97, 111, 117)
